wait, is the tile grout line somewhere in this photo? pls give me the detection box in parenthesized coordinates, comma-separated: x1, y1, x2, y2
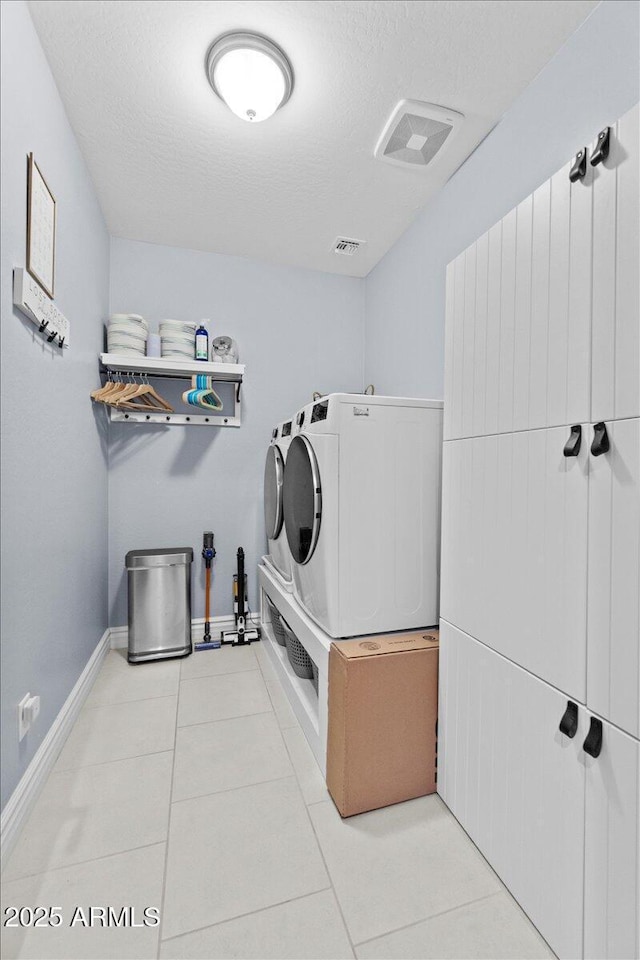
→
(158, 650, 336, 949)
(263, 674, 358, 959)
(83, 659, 262, 713)
(161, 648, 343, 952)
(172, 773, 298, 807)
(179, 667, 260, 685)
(80, 692, 179, 714)
(351, 890, 503, 949)
(304, 807, 358, 959)
(1, 839, 168, 886)
(156, 671, 181, 958)
(436, 794, 556, 955)
(158, 886, 334, 946)
(54, 746, 178, 774)
(84, 692, 179, 709)
(257, 653, 524, 957)
(157, 655, 290, 950)
(176, 708, 274, 732)
(24, 748, 175, 782)
(84, 667, 262, 712)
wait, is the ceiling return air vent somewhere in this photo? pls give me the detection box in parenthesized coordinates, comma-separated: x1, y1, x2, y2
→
(375, 99, 463, 169)
(332, 237, 366, 256)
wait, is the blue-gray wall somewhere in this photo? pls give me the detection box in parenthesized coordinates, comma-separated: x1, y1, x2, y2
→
(108, 238, 365, 626)
(364, 0, 640, 399)
(1, 1, 110, 807)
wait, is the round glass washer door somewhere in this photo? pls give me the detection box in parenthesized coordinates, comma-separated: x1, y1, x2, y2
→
(283, 434, 322, 564)
(264, 444, 284, 540)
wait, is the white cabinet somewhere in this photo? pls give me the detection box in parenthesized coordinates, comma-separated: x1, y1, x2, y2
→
(591, 105, 640, 423)
(444, 102, 639, 441)
(439, 622, 587, 960)
(440, 622, 640, 960)
(440, 103, 640, 960)
(587, 417, 640, 738)
(441, 424, 589, 701)
(443, 161, 592, 440)
(442, 102, 640, 733)
(584, 721, 640, 960)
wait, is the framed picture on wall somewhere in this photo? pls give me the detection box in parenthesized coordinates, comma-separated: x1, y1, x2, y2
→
(26, 153, 56, 298)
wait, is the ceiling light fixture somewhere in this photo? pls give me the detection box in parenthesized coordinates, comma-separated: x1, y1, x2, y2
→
(205, 32, 293, 123)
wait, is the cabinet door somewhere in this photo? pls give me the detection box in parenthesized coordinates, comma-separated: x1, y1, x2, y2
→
(439, 621, 587, 960)
(443, 251, 466, 441)
(587, 417, 640, 737)
(440, 424, 589, 701)
(583, 719, 639, 960)
(592, 103, 640, 422)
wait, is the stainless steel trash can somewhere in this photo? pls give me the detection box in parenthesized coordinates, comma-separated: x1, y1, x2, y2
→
(125, 548, 193, 663)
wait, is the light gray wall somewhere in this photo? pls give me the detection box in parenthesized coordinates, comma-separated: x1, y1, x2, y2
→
(108, 238, 365, 625)
(364, 0, 640, 399)
(1, 1, 110, 808)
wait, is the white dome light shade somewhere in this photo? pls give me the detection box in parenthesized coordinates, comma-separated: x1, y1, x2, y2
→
(206, 33, 293, 123)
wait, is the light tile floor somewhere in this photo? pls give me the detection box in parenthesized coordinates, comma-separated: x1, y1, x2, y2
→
(1, 643, 555, 960)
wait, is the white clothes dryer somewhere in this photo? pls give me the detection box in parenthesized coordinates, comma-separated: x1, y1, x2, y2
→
(283, 393, 443, 638)
(263, 418, 294, 589)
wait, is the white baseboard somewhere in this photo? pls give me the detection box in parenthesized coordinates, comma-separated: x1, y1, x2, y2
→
(109, 614, 240, 649)
(1, 628, 111, 867)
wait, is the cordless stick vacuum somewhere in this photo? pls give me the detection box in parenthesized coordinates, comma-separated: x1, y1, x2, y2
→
(222, 547, 261, 646)
(194, 532, 219, 651)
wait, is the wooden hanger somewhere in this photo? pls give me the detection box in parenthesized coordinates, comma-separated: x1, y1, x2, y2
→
(115, 375, 173, 411)
(92, 374, 129, 403)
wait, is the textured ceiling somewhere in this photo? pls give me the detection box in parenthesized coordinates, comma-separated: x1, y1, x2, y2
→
(28, 0, 597, 277)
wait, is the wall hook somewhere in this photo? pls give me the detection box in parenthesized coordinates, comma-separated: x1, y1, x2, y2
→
(38, 319, 49, 333)
(590, 127, 610, 166)
(58, 336, 65, 349)
(46, 329, 57, 343)
(569, 148, 587, 182)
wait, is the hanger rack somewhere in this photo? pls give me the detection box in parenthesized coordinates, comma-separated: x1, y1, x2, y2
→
(99, 353, 245, 427)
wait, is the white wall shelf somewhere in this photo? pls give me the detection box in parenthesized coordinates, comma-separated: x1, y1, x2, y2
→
(100, 354, 244, 381)
(98, 353, 245, 427)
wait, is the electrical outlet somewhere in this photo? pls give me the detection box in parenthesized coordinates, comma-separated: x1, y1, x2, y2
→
(18, 693, 30, 741)
(18, 692, 40, 741)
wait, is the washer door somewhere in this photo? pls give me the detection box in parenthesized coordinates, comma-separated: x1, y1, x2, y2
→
(283, 435, 322, 564)
(264, 444, 285, 540)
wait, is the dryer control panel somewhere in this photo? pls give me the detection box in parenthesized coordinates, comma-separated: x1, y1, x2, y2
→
(311, 399, 329, 423)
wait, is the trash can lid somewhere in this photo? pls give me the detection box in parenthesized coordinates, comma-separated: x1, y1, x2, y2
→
(125, 547, 194, 569)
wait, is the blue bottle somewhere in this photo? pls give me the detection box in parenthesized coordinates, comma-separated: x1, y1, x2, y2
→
(195, 323, 209, 361)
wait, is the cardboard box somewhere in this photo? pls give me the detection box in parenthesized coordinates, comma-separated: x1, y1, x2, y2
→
(326, 630, 439, 818)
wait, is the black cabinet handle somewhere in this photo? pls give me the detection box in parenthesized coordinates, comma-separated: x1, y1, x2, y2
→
(569, 149, 587, 182)
(559, 700, 579, 738)
(591, 422, 610, 456)
(583, 717, 603, 758)
(590, 127, 611, 167)
(563, 425, 582, 457)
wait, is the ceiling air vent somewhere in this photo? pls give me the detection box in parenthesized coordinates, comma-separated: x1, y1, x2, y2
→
(375, 99, 463, 169)
(333, 237, 365, 256)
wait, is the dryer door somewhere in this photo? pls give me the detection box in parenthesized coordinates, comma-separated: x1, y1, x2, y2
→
(283, 435, 322, 564)
(264, 444, 285, 540)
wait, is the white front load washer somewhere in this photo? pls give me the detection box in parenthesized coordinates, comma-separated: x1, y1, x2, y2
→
(263, 418, 294, 589)
(283, 393, 443, 638)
